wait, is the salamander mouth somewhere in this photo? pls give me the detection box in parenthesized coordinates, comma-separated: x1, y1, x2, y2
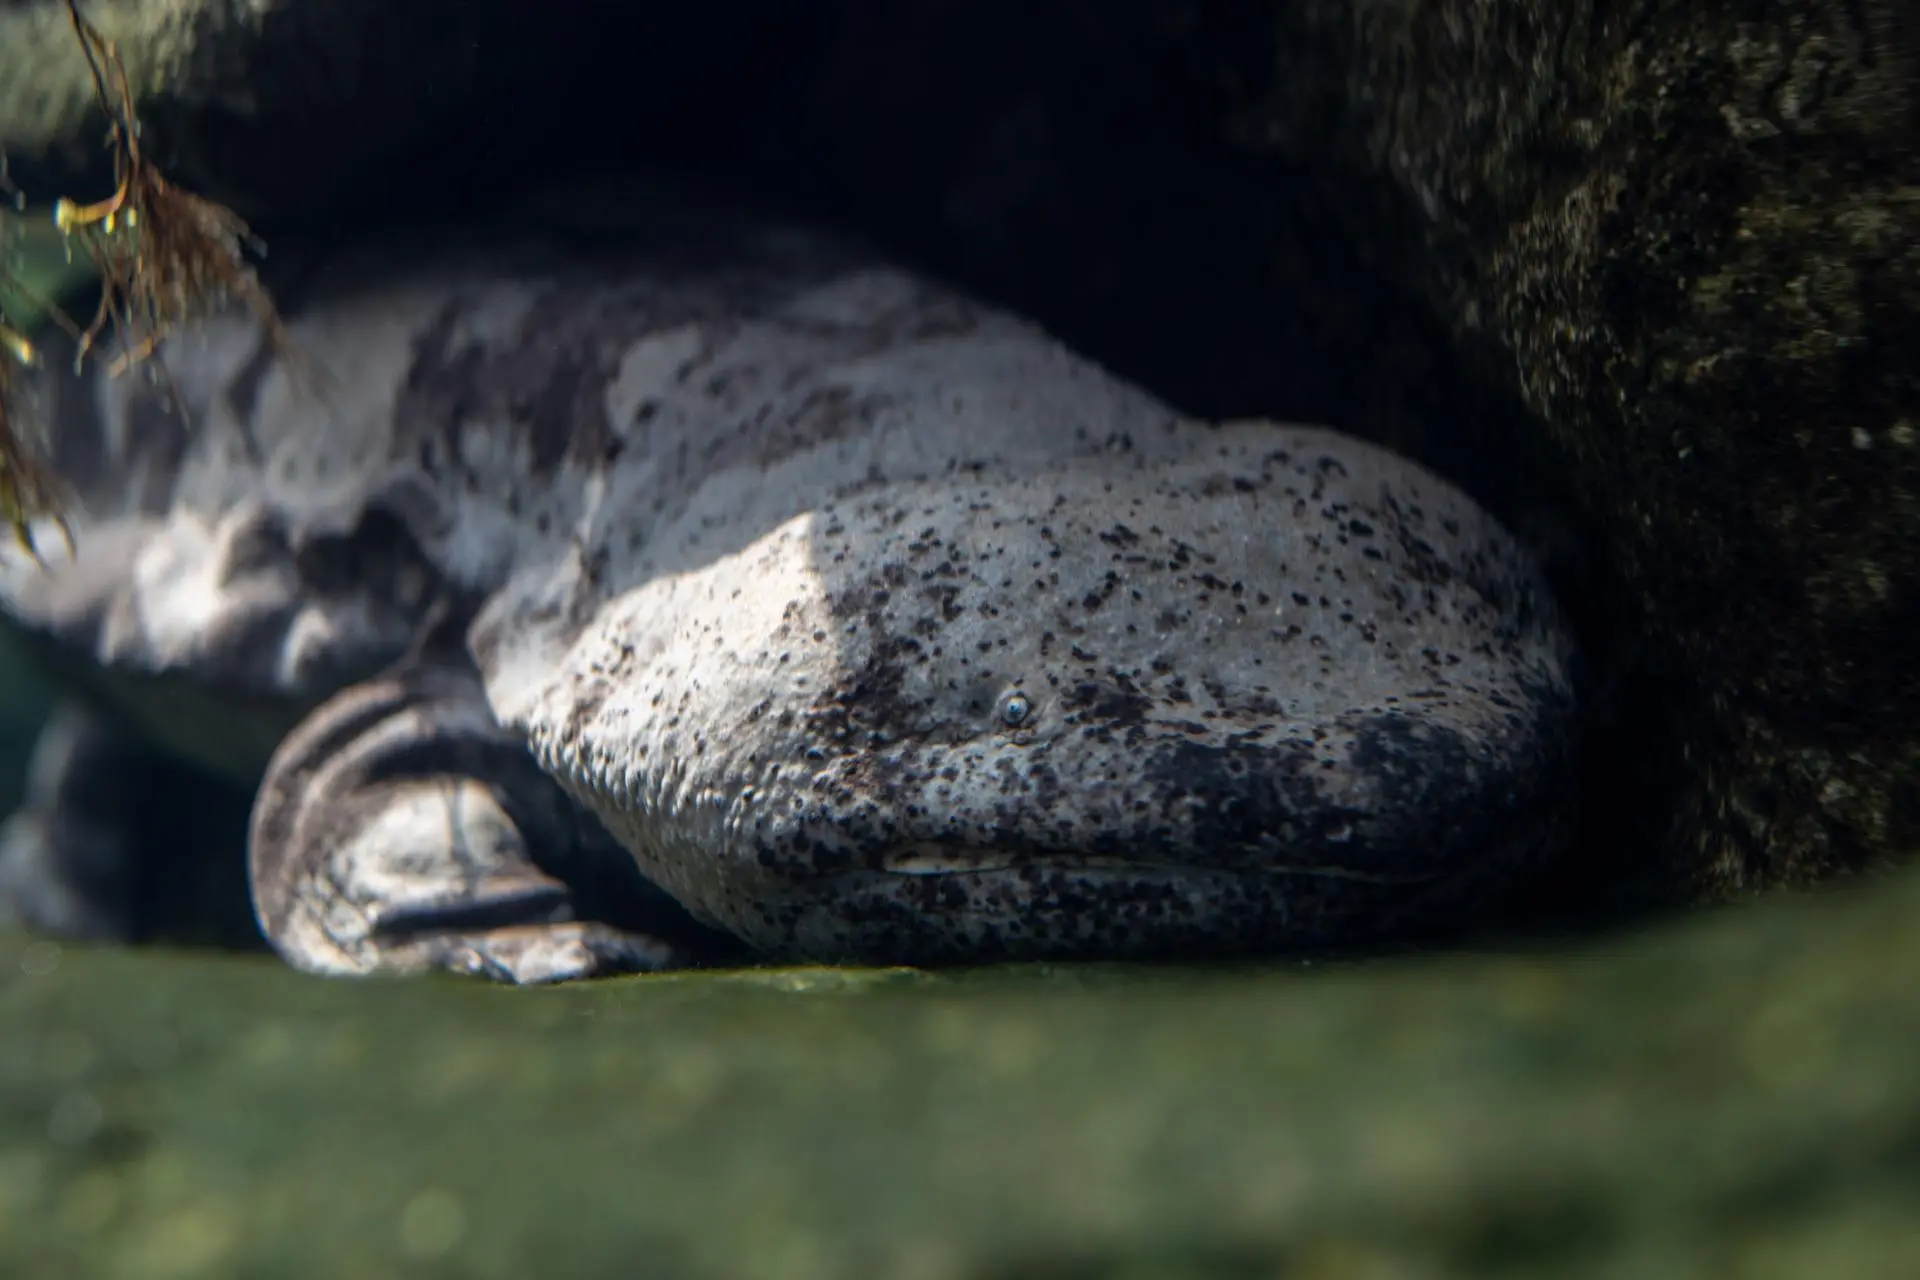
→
(876, 843, 1148, 877)
(871, 842, 1433, 885)
(730, 817, 1556, 964)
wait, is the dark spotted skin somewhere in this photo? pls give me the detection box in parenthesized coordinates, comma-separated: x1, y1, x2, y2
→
(502, 425, 1577, 963)
(0, 182, 1579, 977)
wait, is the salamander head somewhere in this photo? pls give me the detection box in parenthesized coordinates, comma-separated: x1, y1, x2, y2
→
(513, 423, 1579, 963)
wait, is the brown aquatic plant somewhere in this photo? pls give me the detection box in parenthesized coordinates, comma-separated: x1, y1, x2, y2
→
(53, 0, 285, 377)
(0, 1, 286, 560)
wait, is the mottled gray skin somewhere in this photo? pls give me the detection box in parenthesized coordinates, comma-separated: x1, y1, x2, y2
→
(0, 189, 1579, 977)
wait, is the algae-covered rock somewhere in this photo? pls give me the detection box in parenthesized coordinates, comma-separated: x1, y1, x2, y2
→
(3, 865, 1919, 1278)
(792, 1, 1920, 917)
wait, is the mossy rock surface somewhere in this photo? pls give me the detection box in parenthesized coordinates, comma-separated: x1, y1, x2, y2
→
(4, 868, 1920, 1279)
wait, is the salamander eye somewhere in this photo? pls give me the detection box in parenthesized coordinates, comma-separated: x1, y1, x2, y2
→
(997, 690, 1033, 728)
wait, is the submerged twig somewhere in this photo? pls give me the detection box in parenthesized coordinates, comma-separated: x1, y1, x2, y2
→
(0, 324, 74, 563)
(1, 155, 74, 560)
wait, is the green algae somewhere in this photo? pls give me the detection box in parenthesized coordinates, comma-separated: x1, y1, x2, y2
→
(4, 868, 1918, 1279)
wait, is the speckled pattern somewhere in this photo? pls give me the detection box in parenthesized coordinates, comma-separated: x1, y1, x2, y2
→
(0, 186, 1579, 975)
(513, 425, 1578, 961)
